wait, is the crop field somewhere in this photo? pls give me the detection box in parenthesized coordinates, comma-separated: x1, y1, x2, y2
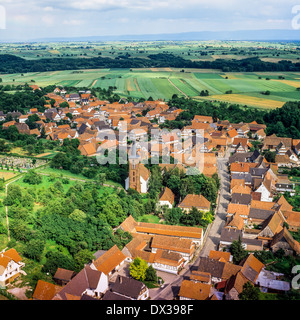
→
(2, 40, 300, 109)
(1, 67, 300, 108)
(2, 40, 300, 62)
(198, 94, 286, 109)
(0, 170, 19, 181)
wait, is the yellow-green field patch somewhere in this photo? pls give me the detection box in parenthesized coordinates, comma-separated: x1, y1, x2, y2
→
(0, 170, 18, 181)
(273, 79, 300, 88)
(199, 94, 285, 109)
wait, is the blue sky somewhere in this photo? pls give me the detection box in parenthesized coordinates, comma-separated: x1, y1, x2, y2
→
(0, 0, 299, 40)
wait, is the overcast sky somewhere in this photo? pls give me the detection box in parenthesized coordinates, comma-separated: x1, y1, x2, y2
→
(0, 0, 299, 40)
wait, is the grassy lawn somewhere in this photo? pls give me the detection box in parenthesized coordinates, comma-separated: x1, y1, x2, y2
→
(12, 174, 76, 192)
(137, 214, 161, 223)
(35, 166, 124, 188)
(258, 292, 284, 300)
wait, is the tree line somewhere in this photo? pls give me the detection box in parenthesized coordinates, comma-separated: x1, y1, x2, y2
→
(1, 53, 300, 74)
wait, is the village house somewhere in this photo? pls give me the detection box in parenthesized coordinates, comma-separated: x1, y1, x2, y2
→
(33, 280, 62, 301)
(104, 275, 149, 300)
(119, 215, 203, 246)
(197, 257, 226, 284)
(151, 235, 195, 262)
(219, 228, 263, 251)
(262, 134, 292, 152)
(53, 268, 76, 286)
(178, 280, 213, 300)
(275, 175, 295, 196)
(270, 227, 300, 256)
(255, 269, 290, 294)
(224, 253, 264, 300)
(178, 194, 211, 213)
(90, 245, 127, 278)
(121, 235, 186, 275)
(53, 265, 108, 300)
(158, 186, 175, 209)
(0, 248, 25, 287)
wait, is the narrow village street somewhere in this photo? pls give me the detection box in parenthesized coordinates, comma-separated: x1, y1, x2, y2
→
(150, 148, 233, 300)
(199, 148, 232, 257)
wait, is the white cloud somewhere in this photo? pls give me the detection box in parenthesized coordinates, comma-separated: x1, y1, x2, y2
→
(41, 15, 55, 26)
(43, 6, 54, 12)
(1, 0, 299, 40)
(63, 19, 84, 25)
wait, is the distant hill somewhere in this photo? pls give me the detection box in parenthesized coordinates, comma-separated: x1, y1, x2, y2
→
(29, 29, 300, 43)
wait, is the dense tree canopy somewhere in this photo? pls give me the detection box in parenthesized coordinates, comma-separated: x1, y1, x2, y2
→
(1, 54, 300, 74)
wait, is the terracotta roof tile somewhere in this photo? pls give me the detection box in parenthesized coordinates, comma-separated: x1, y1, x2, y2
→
(92, 245, 126, 275)
(179, 280, 212, 300)
(159, 187, 175, 205)
(33, 280, 61, 300)
(151, 235, 194, 254)
(209, 250, 231, 262)
(178, 194, 211, 211)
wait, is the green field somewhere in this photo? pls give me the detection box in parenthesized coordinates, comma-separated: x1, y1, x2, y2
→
(2, 67, 300, 108)
(2, 40, 300, 62)
(2, 40, 300, 108)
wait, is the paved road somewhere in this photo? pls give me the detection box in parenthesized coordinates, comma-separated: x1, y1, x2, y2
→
(151, 149, 232, 300)
(199, 152, 231, 257)
(150, 265, 194, 300)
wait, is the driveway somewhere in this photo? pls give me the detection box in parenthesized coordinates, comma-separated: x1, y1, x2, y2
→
(7, 286, 29, 300)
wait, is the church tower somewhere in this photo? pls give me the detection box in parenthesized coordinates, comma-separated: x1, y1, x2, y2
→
(128, 140, 141, 193)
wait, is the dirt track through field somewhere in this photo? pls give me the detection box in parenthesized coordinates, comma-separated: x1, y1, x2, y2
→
(134, 78, 141, 92)
(167, 78, 188, 98)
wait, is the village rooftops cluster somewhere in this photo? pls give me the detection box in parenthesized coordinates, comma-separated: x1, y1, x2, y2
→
(28, 211, 204, 300)
(178, 249, 290, 300)
(218, 131, 300, 257)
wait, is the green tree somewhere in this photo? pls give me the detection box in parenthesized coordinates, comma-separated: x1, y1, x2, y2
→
(264, 151, 276, 163)
(230, 237, 248, 264)
(26, 144, 35, 155)
(69, 209, 87, 223)
(148, 165, 163, 199)
(0, 140, 11, 152)
(42, 251, 75, 276)
(129, 257, 148, 281)
(5, 184, 22, 206)
(50, 152, 71, 170)
(164, 207, 184, 225)
(145, 265, 157, 282)
(23, 239, 45, 261)
(74, 249, 94, 272)
(23, 170, 42, 185)
(96, 172, 106, 186)
(239, 281, 260, 300)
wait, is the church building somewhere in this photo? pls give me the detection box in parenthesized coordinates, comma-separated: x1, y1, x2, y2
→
(125, 141, 150, 193)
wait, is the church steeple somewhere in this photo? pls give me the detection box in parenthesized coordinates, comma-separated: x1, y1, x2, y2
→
(128, 139, 141, 192)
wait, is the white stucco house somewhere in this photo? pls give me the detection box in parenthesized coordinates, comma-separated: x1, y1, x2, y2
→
(0, 248, 25, 287)
(255, 181, 273, 202)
